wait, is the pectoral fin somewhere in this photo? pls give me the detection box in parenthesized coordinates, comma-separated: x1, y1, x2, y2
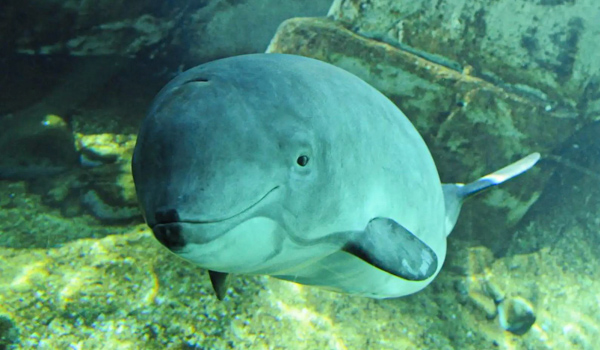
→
(342, 217, 438, 281)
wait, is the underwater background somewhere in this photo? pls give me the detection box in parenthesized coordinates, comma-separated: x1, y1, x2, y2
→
(1, 0, 599, 349)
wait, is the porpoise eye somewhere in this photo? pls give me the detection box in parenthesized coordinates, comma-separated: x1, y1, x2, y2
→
(296, 155, 310, 167)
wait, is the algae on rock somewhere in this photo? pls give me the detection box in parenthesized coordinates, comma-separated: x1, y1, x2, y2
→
(328, 0, 600, 116)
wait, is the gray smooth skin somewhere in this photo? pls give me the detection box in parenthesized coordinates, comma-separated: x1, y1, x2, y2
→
(132, 53, 539, 299)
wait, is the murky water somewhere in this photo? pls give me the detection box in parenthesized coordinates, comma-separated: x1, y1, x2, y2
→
(1, 1, 599, 349)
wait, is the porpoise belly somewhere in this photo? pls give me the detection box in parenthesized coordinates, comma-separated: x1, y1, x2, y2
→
(178, 217, 341, 275)
(272, 250, 437, 298)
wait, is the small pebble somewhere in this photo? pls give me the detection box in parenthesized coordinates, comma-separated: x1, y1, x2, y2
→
(498, 296, 536, 335)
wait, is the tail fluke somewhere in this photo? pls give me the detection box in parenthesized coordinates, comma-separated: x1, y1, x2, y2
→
(443, 153, 540, 236)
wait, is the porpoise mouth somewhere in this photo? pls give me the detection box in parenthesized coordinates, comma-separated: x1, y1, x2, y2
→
(152, 186, 280, 227)
(151, 186, 280, 251)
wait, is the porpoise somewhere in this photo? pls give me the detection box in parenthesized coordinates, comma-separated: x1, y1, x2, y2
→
(132, 53, 539, 299)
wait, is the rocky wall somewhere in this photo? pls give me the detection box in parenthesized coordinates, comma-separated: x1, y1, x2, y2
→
(2, 0, 333, 63)
(328, 0, 600, 120)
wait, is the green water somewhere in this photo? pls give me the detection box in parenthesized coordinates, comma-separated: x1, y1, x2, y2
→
(1, 0, 599, 349)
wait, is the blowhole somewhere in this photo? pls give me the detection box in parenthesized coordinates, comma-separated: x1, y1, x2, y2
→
(183, 77, 210, 84)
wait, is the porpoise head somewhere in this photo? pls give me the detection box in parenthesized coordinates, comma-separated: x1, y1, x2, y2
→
(132, 55, 343, 274)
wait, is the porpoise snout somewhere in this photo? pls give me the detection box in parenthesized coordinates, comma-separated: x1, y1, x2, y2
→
(154, 207, 181, 225)
(152, 207, 186, 251)
(153, 223, 186, 251)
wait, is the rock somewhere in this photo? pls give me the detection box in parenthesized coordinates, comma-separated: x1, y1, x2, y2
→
(81, 189, 140, 222)
(52, 14, 174, 57)
(0, 56, 129, 180)
(451, 246, 505, 320)
(185, 0, 334, 64)
(498, 297, 536, 335)
(2, 0, 332, 63)
(0, 112, 77, 179)
(75, 133, 140, 222)
(328, 0, 600, 118)
(77, 133, 132, 165)
(467, 291, 498, 320)
(18, 132, 142, 224)
(267, 17, 556, 253)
